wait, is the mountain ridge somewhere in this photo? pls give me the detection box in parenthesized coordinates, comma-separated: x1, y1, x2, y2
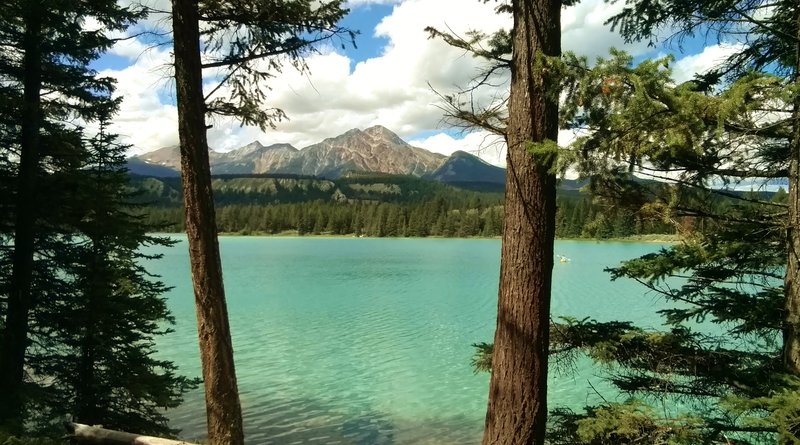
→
(129, 126, 505, 184)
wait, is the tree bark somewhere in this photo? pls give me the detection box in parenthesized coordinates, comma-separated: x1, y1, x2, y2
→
(785, 4, 800, 376)
(0, 1, 42, 432)
(481, 1, 560, 444)
(170, 1, 245, 444)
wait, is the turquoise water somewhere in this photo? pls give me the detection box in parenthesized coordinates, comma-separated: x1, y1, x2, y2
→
(144, 237, 669, 444)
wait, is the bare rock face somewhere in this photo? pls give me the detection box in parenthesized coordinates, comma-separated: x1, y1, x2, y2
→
(132, 126, 447, 179)
(295, 126, 446, 178)
(134, 144, 224, 172)
(212, 142, 301, 175)
(135, 145, 182, 170)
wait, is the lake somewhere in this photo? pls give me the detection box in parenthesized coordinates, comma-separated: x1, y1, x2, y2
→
(144, 237, 670, 444)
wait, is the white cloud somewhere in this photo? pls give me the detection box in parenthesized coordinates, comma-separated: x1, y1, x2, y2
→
(408, 128, 585, 168)
(105, 0, 681, 165)
(409, 131, 506, 165)
(671, 43, 745, 84)
(561, 0, 651, 59)
(100, 42, 178, 154)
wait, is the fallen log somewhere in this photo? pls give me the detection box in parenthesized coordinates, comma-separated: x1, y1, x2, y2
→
(65, 422, 199, 445)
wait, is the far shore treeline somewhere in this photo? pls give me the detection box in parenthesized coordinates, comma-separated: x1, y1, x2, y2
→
(131, 172, 761, 239)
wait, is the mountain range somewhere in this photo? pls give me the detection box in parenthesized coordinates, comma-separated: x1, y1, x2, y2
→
(128, 125, 506, 184)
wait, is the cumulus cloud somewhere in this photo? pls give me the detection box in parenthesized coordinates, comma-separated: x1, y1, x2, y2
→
(561, 0, 651, 59)
(671, 43, 745, 84)
(101, 42, 177, 154)
(409, 131, 507, 165)
(103, 0, 705, 164)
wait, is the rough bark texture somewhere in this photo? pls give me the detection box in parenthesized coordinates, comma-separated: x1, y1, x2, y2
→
(785, 6, 800, 376)
(0, 1, 42, 431)
(171, 1, 245, 444)
(481, 1, 560, 444)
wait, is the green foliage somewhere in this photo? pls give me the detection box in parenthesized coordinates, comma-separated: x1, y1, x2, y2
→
(0, 1, 194, 435)
(24, 125, 197, 435)
(470, 342, 494, 373)
(572, 401, 702, 445)
(527, 139, 560, 171)
(196, 0, 353, 130)
(556, 1, 798, 434)
(606, 0, 797, 76)
(471, 38, 797, 441)
(132, 174, 676, 239)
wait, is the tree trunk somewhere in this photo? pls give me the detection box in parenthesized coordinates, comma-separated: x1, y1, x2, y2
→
(76, 248, 100, 425)
(785, 4, 800, 376)
(170, 1, 245, 444)
(481, 1, 560, 444)
(0, 1, 42, 432)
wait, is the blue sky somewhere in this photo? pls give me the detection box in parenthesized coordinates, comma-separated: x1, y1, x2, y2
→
(103, 0, 739, 166)
(338, 4, 394, 63)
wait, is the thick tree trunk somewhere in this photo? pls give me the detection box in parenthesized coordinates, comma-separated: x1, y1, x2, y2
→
(170, 1, 245, 444)
(785, 5, 800, 376)
(0, 1, 42, 432)
(481, 1, 560, 444)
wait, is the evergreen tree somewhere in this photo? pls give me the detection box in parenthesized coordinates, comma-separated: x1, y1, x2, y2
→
(0, 0, 175, 432)
(541, 0, 799, 439)
(168, 1, 351, 442)
(0, 0, 196, 437)
(28, 122, 196, 435)
(603, 0, 800, 376)
(455, 0, 798, 442)
(474, 49, 799, 444)
(429, 0, 566, 441)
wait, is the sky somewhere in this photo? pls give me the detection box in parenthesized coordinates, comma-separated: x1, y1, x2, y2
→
(99, 0, 743, 166)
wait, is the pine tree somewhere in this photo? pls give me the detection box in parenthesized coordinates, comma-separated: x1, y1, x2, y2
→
(456, 0, 798, 441)
(480, 0, 562, 442)
(605, 0, 800, 377)
(429, 0, 564, 441)
(168, 1, 351, 443)
(550, 47, 798, 443)
(0, 0, 147, 431)
(536, 1, 799, 439)
(28, 122, 196, 435)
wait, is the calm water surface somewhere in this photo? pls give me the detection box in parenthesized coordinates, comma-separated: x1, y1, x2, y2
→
(144, 237, 669, 444)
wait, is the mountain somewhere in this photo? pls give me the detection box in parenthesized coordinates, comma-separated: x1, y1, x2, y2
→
(290, 126, 446, 178)
(428, 150, 505, 185)
(125, 158, 180, 177)
(131, 126, 448, 179)
(134, 145, 182, 171)
(212, 142, 300, 175)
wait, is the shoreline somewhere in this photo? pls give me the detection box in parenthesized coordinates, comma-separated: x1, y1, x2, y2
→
(154, 231, 681, 243)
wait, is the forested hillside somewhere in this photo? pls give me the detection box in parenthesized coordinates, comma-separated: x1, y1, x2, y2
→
(133, 173, 675, 238)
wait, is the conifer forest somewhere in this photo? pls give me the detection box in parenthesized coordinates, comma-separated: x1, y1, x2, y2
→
(1, 0, 798, 444)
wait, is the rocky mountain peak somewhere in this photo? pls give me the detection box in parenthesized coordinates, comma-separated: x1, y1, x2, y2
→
(237, 141, 265, 155)
(363, 125, 407, 146)
(138, 145, 182, 169)
(131, 126, 455, 179)
(264, 143, 299, 152)
(335, 128, 365, 140)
